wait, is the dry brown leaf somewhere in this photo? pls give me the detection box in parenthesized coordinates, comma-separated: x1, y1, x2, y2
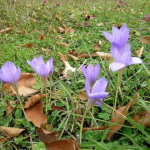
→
(0, 126, 24, 138)
(93, 43, 101, 51)
(25, 43, 34, 49)
(45, 139, 81, 150)
(6, 100, 13, 116)
(140, 37, 150, 44)
(54, 14, 62, 21)
(63, 25, 76, 34)
(7, 22, 13, 27)
(96, 52, 113, 62)
(67, 54, 79, 61)
(57, 52, 68, 63)
(37, 128, 58, 143)
(51, 105, 64, 111)
(0, 138, 7, 143)
(38, 34, 45, 41)
(135, 47, 144, 58)
(132, 109, 150, 128)
(48, 27, 56, 33)
(42, 47, 51, 55)
(107, 93, 138, 141)
(68, 49, 78, 56)
(24, 94, 46, 109)
(55, 42, 70, 47)
(26, 4, 32, 7)
(25, 101, 47, 127)
(97, 23, 103, 26)
(0, 28, 13, 34)
(15, 17, 19, 24)
(83, 126, 108, 133)
(78, 52, 97, 58)
(57, 26, 65, 33)
(21, 27, 29, 35)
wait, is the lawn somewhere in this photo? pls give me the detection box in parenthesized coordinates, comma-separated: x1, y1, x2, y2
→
(0, 0, 150, 149)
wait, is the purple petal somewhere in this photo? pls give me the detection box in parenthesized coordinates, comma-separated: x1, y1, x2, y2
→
(119, 29, 129, 46)
(112, 26, 120, 39)
(103, 31, 114, 43)
(110, 62, 126, 72)
(14, 67, 21, 82)
(121, 43, 131, 64)
(111, 43, 121, 62)
(91, 77, 108, 93)
(120, 23, 127, 32)
(82, 65, 87, 78)
(127, 57, 143, 65)
(85, 79, 90, 95)
(96, 98, 103, 107)
(89, 92, 108, 99)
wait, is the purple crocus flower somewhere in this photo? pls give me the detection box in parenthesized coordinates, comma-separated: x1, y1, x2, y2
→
(0, 61, 21, 91)
(27, 55, 53, 83)
(110, 43, 143, 72)
(85, 77, 109, 111)
(82, 64, 100, 87)
(103, 23, 130, 46)
(0, 69, 6, 87)
(146, 14, 150, 21)
(56, 2, 60, 6)
(46, 58, 54, 80)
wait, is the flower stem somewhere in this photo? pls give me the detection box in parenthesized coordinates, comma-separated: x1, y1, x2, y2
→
(40, 77, 43, 93)
(80, 109, 88, 144)
(114, 68, 124, 111)
(49, 77, 52, 105)
(45, 83, 48, 116)
(1, 84, 4, 106)
(16, 90, 27, 119)
(91, 106, 95, 126)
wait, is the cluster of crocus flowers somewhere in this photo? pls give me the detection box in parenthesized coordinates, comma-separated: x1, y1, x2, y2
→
(27, 55, 54, 84)
(103, 23, 142, 72)
(146, 14, 150, 21)
(82, 64, 108, 110)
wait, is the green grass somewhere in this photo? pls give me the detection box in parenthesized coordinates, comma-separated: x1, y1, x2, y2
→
(0, 0, 150, 149)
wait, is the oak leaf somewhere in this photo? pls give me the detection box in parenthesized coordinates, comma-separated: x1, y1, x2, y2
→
(0, 126, 24, 138)
(25, 101, 47, 127)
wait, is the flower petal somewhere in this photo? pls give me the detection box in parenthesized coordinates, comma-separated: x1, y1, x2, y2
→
(14, 67, 21, 82)
(120, 23, 127, 32)
(110, 62, 126, 72)
(85, 79, 90, 96)
(91, 77, 108, 93)
(119, 29, 129, 46)
(96, 98, 103, 107)
(82, 65, 87, 78)
(89, 92, 108, 99)
(127, 57, 143, 65)
(111, 43, 121, 62)
(103, 31, 114, 43)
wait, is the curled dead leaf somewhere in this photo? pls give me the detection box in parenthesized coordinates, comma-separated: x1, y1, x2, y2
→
(57, 26, 65, 33)
(37, 128, 58, 143)
(51, 105, 64, 111)
(96, 52, 113, 62)
(68, 49, 78, 56)
(25, 101, 47, 127)
(0, 28, 13, 34)
(97, 22, 103, 26)
(67, 54, 79, 61)
(38, 34, 45, 41)
(21, 27, 29, 35)
(45, 139, 81, 150)
(25, 43, 34, 49)
(0, 138, 7, 143)
(140, 37, 150, 44)
(24, 94, 46, 109)
(0, 126, 24, 138)
(6, 100, 13, 116)
(93, 43, 101, 51)
(48, 27, 56, 33)
(42, 47, 51, 55)
(135, 47, 144, 58)
(107, 93, 138, 141)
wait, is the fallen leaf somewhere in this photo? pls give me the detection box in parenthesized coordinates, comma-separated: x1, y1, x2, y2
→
(93, 43, 101, 51)
(26, 4, 32, 7)
(6, 100, 13, 116)
(0, 28, 13, 34)
(68, 49, 78, 56)
(67, 54, 79, 61)
(15, 17, 19, 24)
(25, 101, 47, 127)
(51, 105, 64, 111)
(48, 27, 56, 33)
(0, 126, 24, 138)
(73, 89, 88, 101)
(135, 47, 144, 58)
(55, 42, 70, 47)
(96, 52, 113, 62)
(83, 126, 108, 133)
(37, 128, 58, 143)
(140, 37, 150, 44)
(24, 94, 46, 109)
(38, 34, 45, 41)
(107, 92, 138, 141)
(57, 26, 65, 33)
(54, 14, 62, 21)
(97, 23, 103, 26)
(21, 27, 29, 35)
(63, 24, 76, 34)
(7, 22, 13, 27)
(42, 47, 51, 55)
(25, 43, 34, 49)
(45, 139, 81, 150)
(132, 108, 150, 127)
(57, 52, 68, 63)
(0, 138, 7, 143)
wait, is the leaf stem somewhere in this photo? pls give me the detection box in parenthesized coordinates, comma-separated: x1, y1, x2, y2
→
(45, 82, 48, 116)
